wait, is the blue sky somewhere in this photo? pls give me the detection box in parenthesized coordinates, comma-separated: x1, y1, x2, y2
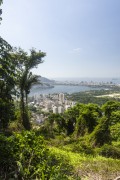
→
(1, 0, 120, 79)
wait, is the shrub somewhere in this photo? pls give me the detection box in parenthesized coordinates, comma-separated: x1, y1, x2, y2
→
(72, 141, 94, 155)
(0, 131, 74, 179)
(110, 123, 120, 141)
(90, 117, 111, 147)
(98, 144, 120, 159)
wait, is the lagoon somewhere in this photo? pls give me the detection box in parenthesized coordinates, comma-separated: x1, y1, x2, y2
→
(30, 84, 104, 96)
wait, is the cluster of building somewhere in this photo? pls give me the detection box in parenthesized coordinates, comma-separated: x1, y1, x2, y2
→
(29, 93, 76, 114)
(55, 80, 115, 86)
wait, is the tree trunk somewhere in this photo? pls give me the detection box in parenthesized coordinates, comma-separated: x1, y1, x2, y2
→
(20, 89, 31, 130)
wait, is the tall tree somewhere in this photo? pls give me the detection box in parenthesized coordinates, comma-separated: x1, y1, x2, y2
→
(0, 38, 16, 130)
(0, 1, 16, 130)
(14, 48, 46, 130)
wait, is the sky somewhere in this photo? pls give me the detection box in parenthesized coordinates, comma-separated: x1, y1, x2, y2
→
(1, 0, 120, 79)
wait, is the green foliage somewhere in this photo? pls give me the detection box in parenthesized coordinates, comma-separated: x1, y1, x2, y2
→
(110, 111, 120, 124)
(8, 120, 23, 132)
(70, 141, 94, 155)
(98, 144, 120, 159)
(0, 131, 46, 179)
(41, 101, 120, 150)
(46, 113, 66, 135)
(0, 37, 16, 129)
(36, 124, 53, 139)
(75, 103, 102, 137)
(0, 98, 15, 130)
(112, 141, 120, 148)
(68, 90, 117, 105)
(0, 1, 14, 129)
(13, 48, 46, 130)
(110, 123, 120, 141)
(0, 131, 74, 179)
(90, 117, 111, 147)
(102, 100, 120, 118)
(8, 110, 24, 132)
(64, 104, 83, 135)
(38, 100, 120, 159)
(49, 146, 120, 180)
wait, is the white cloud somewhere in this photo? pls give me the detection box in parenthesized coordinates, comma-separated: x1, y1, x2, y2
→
(69, 48, 82, 54)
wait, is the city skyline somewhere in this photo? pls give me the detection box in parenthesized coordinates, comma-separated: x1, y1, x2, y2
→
(1, 0, 120, 78)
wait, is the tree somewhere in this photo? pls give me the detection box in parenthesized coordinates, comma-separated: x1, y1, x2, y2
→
(14, 48, 46, 130)
(0, 39, 16, 130)
(63, 104, 81, 135)
(24, 73, 39, 104)
(0, 0, 13, 130)
(90, 117, 111, 147)
(110, 122, 120, 141)
(47, 113, 66, 134)
(75, 103, 102, 137)
(102, 101, 120, 119)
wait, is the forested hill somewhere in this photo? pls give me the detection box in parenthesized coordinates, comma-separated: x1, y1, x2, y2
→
(39, 76, 55, 84)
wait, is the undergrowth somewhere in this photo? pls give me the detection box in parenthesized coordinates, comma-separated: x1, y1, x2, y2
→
(49, 146, 120, 180)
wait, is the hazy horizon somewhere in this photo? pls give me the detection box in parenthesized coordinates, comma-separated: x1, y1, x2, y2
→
(45, 76, 120, 82)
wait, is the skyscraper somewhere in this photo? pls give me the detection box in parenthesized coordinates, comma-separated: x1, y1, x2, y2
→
(59, 93, 64, 103)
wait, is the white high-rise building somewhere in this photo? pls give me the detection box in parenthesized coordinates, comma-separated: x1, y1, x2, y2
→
(58, 106, 64, 114)
(53, 106, 58, 114)
(59, 93, 64, 103)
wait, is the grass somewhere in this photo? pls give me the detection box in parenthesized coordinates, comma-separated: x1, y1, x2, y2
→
(49, 146, 120, 180)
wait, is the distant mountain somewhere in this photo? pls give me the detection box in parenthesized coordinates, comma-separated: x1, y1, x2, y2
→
(31, 77, 55, 89)
(39, 77, 55, 84)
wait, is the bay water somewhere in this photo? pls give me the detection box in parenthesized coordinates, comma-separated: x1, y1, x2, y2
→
(30, 77, 120, 96)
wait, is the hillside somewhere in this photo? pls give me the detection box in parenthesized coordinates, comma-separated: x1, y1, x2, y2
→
(39, 76, 55, 84)
(31, 76, 55, 89)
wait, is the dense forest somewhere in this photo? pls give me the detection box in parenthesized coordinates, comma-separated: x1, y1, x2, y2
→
(0, 1, 120, 179)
